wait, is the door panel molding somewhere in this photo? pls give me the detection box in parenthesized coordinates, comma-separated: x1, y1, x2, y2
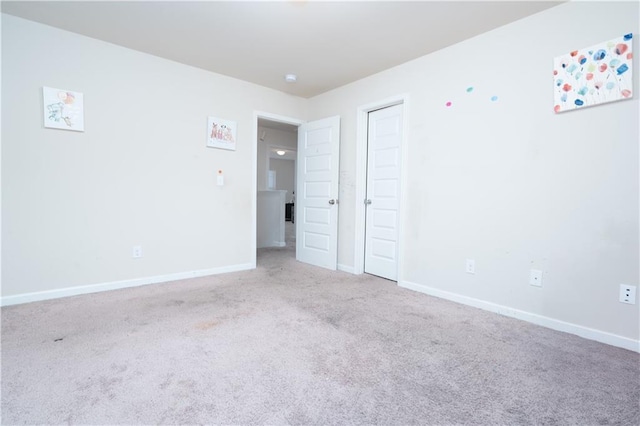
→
(296, 115, 341, 270)
(354, 95, 409, 279)
(364, 104, 403, 280)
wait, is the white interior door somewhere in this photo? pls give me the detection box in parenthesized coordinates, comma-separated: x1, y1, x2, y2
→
(296, 116, 340, 270)
(364, 104, 403, 280)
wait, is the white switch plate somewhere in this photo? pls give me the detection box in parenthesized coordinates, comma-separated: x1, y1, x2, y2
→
(465, 259, 475, 274)
(529, 269, 543, 287)
(132, 245, 142, 259)
(619, 284, 637, 304)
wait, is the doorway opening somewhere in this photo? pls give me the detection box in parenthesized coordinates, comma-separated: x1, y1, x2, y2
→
(252, 112, 342, 271)
(255, 115, 301, 264)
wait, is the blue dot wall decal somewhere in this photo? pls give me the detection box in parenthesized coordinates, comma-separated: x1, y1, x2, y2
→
(491, 96, 498, 102)
(466, 87, 474, 93)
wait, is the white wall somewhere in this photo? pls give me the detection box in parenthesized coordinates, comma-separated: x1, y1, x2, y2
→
(307, 1, 639, 346)
(269, 158, 295, 201)
(257, 128, 269, 191)
(1, 14, 306, 301)
(256, 190, 286, 248)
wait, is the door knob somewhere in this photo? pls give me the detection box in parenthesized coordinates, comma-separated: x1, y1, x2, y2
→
(329, 199, 336, 205)
(364, 199, 372, 205)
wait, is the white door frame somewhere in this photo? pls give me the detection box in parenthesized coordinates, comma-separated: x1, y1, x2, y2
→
(354, 94, 410, 280)
(252, 111, 304, 268)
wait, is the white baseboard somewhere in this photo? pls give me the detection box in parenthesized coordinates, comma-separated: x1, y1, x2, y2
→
(400, 280, 640, 353)
(338, 263, 356, 274)
(0, 263, 254, 307)
(256, 242, 286, 249)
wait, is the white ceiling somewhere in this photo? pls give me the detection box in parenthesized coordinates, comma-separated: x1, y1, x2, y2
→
(258, 118, 298, 133)
(1, 1, 563, 98)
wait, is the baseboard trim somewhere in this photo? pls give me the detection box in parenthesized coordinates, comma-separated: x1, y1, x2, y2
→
(257, 242, 286, 249)
(338, 263, 356, 274)
(399, 280, 639, 353)
(0, 263, 254, 307)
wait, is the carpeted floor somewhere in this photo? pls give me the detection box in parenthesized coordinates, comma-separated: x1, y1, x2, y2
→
(2, 225, 639, 425)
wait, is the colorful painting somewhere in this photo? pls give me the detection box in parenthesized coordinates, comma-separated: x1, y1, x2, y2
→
(553, 34, 633, 113)
(207, 116, 237, 150)
(43, 87, 84, 131)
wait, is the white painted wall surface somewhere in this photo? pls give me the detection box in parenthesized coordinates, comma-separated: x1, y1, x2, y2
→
(307, 1, 639, 344)
(269, 158, 295, 201)
(256, 190, 286, 248)
(257, 133, 269, 191)
(1, 14, 306, 299)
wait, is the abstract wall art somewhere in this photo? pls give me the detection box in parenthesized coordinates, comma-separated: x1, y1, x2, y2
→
(207, 116, 237, 151)
(553, 33, 633, 113)
(43, 87, 84, 131)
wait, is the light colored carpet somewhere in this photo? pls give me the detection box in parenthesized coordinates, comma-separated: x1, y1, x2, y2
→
(2, 229, 639, 424)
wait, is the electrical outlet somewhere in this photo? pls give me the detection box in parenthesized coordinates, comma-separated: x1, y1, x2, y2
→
(619, 284, 637, 305)
(466, 259, 475, 274)
(132, 245, 142, 259)
(529, 269, 543, 287)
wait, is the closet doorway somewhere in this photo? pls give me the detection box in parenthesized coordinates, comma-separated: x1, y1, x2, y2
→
(354, 96, 408, 281)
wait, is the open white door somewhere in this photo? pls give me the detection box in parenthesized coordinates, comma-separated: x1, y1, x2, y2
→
(296, 116, 340, 270)
(364, 104, 403, 280)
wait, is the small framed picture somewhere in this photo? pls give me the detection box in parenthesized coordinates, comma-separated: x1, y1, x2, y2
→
(43, 87, 84, 131)
(207, 116, 236, 151)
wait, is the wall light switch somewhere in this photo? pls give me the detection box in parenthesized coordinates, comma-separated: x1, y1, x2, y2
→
(529, 269, 543, 287)
(217, 170, 224, 186)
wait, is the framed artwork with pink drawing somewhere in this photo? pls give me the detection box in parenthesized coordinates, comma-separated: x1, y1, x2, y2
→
(207, 116, 236, 151)
(43, 86, 84, 131)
